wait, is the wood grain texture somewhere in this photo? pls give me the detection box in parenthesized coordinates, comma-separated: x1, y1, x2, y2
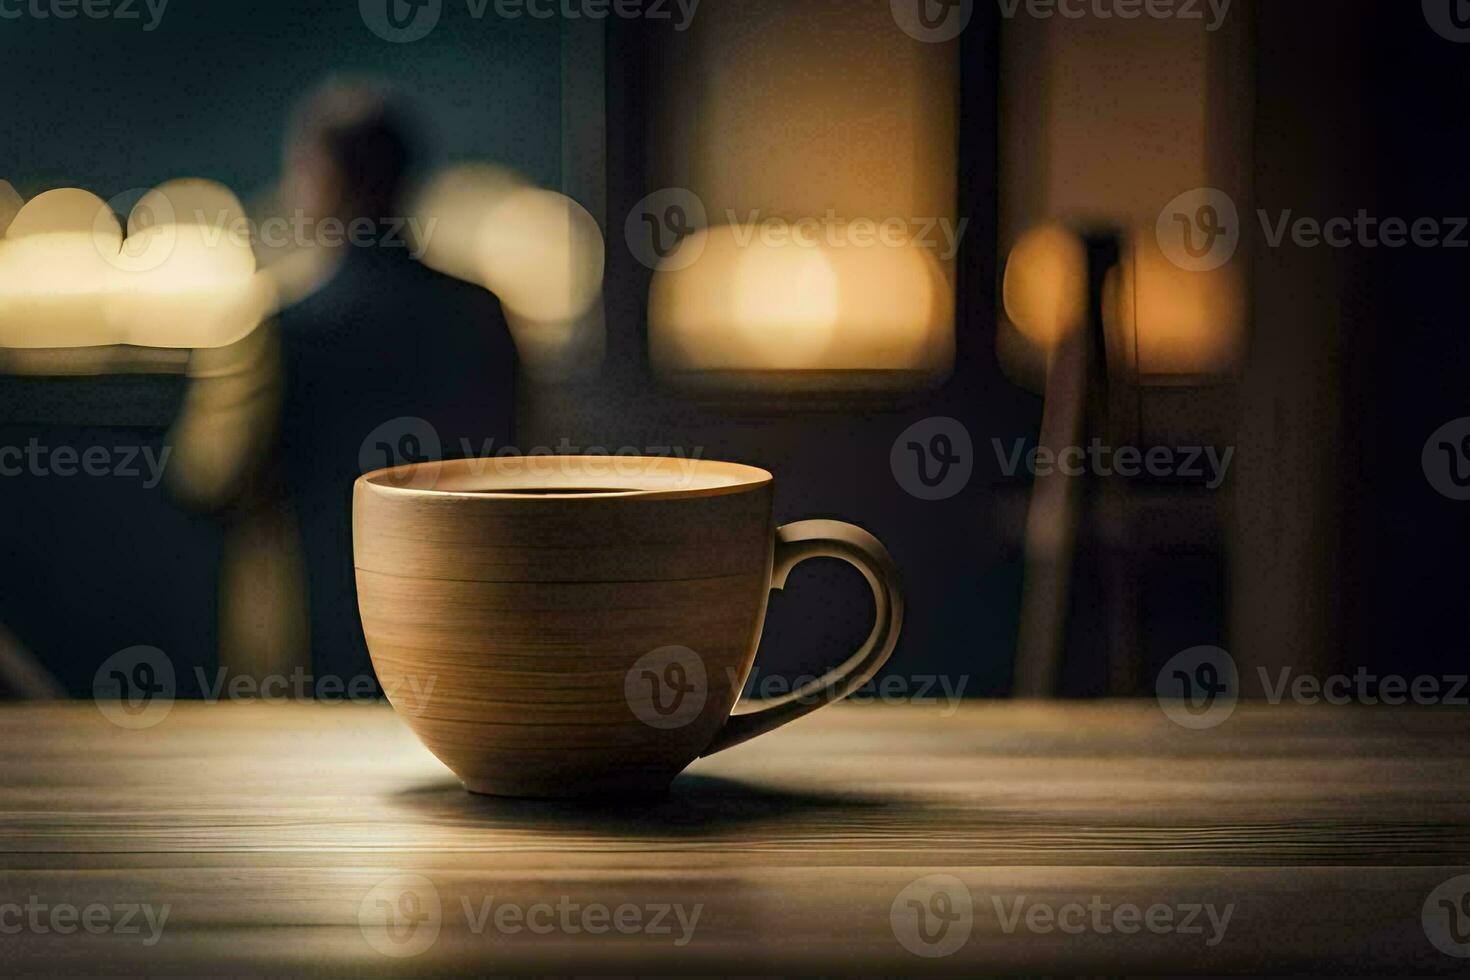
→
(1, 701, 1469, 975)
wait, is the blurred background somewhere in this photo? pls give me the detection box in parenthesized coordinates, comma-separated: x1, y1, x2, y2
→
(1, 0, 1467, 704)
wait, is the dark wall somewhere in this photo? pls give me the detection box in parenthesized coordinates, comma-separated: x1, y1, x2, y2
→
(2, 0, 565, 196)
(1335, 3, 1470, 676)
(1239, 0, 1470, 682)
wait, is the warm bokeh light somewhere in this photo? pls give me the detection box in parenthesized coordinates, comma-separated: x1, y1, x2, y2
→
(1000, 220, 1248, 382)
(1107, 230, 1247, 378)
(1002, 223, 1089, 351)
(477, 187, 603, 324)
(412, 163, 606, 377)
(728, 233, 841, 369)
(0, 181, 272, 349)
(649, 224, 952, 373)
(648, 0, 958, 387)
(412, 163, 528, 285)
(105, 179, 272, 349)
(997, 11, 1250, 388)
(0, 188, 121, 343)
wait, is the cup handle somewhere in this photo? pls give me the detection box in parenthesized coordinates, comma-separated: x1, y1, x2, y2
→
(701, 519, 904, 756)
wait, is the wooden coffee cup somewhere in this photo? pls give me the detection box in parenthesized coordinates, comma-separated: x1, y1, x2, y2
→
(354, 455, 902, 798)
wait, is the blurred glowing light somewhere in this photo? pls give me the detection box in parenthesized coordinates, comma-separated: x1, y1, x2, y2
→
(0, 189, 120, 343)
(1002, 223, 1089, 351)
(412, 164, 528, 285)
(105, 180, 271, 349)
(650, 223, 952, 373)
(412, 164, 606, 377)
(476, 187, 604, 324)
(0, 181, 271, 350)
(1108, 230, 1247, 378)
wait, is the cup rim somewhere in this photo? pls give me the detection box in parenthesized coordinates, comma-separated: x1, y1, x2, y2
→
(357, 455, 773, 501)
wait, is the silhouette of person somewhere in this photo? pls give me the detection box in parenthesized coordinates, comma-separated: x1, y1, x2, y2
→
(274, 79, 517, 684)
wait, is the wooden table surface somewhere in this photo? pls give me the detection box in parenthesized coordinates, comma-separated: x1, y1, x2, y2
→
(2, 700, 1469, 975)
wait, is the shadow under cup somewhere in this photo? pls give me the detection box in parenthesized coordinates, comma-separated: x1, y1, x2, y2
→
(353, 456, 777, 798)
